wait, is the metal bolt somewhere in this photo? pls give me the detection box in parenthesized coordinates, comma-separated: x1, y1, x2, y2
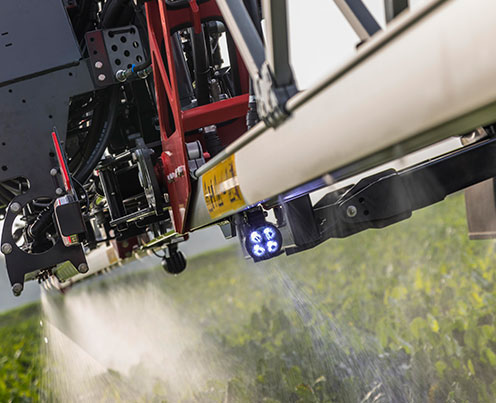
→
(55, 187, 64, 196)
(1, 243, 12, 255)
(50, 168, 58, 176)
(10, 202, 21, 213)
(12, 283, 23, 297)
(98, 74, 106, 81)
(346, 205, 358, 218)
(116, 70, 127, 82)
(77, 263, 89, 273)
(94, 61, 103, 69)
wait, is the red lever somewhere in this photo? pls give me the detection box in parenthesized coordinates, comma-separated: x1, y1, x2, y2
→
(188, 0, 202, 34)
(51, 129, 72, 192)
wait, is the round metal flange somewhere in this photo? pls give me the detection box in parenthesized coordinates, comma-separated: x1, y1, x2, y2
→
(1, 243, 12, 255)
(77, 263, 89, 273)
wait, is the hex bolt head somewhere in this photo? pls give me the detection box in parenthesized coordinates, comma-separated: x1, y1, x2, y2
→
(50, 168, 58, 176)
(55, 187, 64, 196)
(98, 74, 106, 81)
(94, 61, 103, 69)
(10, 202, 21, 214)
(12, 283, 23, 297)
(1, 243, 12, 255)
(77, 263, 89, 274)
(346, 205, 358, 218)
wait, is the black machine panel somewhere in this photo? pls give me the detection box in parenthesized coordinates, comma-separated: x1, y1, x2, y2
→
(0, 0, 82, 84)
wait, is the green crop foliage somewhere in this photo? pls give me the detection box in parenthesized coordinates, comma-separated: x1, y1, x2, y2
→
(2, 193, 496, 401)
(0, 303, 41, 402)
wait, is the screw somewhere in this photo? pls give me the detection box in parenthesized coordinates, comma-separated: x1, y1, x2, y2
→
(98, 74, 106, 81)
(50, 168, 58, 176)
(346, 205, 358, 218)
(10, 202, 21, 213)
(77, 263, 89, 273)
(12, 283, 23, 296)
(55, 187, 64, 196)
(1, 243, 12, 255)
(94, 61, 103, 69)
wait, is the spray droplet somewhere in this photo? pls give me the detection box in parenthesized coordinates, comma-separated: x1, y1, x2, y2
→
(40, 320, 43, 327)
(44, 337, 49, 344)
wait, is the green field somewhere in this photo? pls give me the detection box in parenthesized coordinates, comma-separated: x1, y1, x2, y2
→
(1, 194, 496, 402)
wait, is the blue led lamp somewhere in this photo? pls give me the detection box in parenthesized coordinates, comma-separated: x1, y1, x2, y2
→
(245, 223, 283, 261)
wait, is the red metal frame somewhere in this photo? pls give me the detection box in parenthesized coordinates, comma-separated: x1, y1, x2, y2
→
(145, 0, 250, 233)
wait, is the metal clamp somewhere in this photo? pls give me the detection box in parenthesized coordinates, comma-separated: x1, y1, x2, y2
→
(254, 62, 297, 128)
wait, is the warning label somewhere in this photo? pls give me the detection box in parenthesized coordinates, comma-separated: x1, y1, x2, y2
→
(203, 155, 246, 219)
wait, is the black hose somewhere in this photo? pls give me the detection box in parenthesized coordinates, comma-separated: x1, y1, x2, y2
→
(116, 58, 152, 82)
(28, 205, 54, 239)
(190, 28, 210, 106)
(134, 58, 152, 71)
(74, 86, 119, 184)
(100, 0, 134, 29)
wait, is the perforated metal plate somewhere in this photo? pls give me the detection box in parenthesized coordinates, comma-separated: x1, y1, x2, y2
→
(86, 25, 145, 87)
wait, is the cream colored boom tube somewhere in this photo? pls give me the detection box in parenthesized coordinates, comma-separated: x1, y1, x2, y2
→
(189, 0, 496, 230)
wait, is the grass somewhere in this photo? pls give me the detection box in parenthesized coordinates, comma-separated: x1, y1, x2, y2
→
(0, 303, 41, 402)
(1, 193, 496, 401)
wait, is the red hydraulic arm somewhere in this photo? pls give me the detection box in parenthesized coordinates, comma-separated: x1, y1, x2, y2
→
(145, 0, 250, 233)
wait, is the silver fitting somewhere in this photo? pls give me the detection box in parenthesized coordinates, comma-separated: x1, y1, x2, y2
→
(116, 69, 129, 82)
(137, 67, 152, 79)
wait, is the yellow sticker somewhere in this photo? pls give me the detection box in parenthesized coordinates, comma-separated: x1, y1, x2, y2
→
(203, 155, 246, 218)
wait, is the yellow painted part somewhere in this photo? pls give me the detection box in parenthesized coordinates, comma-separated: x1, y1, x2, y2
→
(203, 154, 246, 219)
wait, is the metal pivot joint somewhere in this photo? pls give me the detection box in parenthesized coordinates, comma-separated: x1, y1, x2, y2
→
(216, 0, 297, 128)
(255, 0, 298, 127)
(254, 62, 297, 128)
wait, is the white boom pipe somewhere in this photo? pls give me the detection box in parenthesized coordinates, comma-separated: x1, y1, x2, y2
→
(189, 0, 496, 229)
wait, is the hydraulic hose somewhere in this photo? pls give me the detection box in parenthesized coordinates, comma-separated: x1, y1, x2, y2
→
(28, 205, 54, 239)
(100, 0, 134, 29)
(190, 28, 211, 106)
(74, 86, 119, 184)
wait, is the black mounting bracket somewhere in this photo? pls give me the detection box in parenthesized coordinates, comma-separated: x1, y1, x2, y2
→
(86, 25, 146, 87)
(284, 136, 496, 254)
